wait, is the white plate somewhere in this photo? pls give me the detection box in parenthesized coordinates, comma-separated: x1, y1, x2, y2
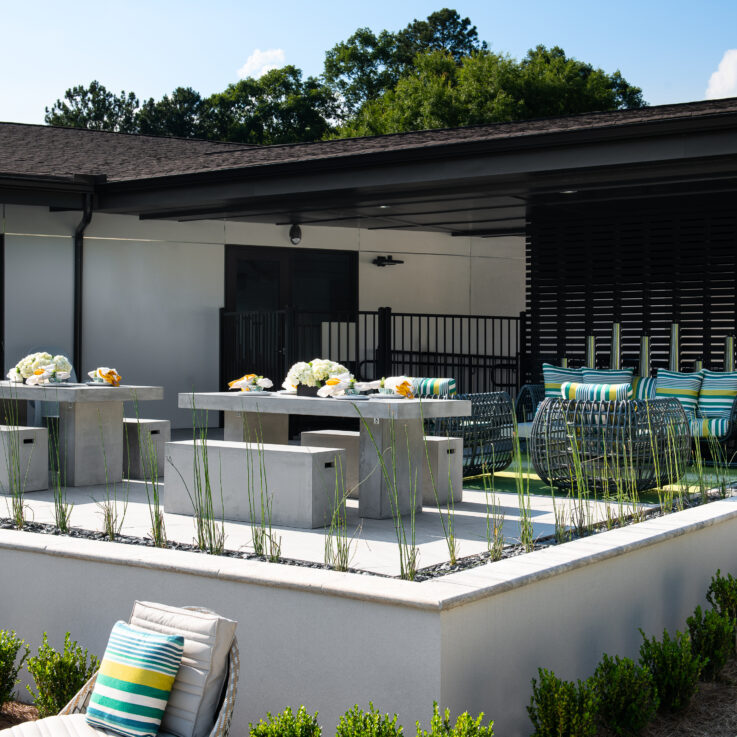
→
(367, 393, 404, 399)
(332, 395, 369, 400)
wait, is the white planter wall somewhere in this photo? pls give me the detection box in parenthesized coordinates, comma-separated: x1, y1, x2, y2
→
(1, 498, 736, 736)
(3, 205, 525, 426)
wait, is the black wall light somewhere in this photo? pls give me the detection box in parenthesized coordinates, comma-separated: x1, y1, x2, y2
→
(289, 224, 302, 245)
(372, 255, 404, 267)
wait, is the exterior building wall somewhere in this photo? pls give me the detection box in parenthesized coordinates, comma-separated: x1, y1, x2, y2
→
(3, 205, 525, 427)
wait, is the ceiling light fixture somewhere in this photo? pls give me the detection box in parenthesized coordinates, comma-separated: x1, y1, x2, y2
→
(289, 223, 302, 245)
(378, 205, 390, 209)
(559, 189, 578, 195)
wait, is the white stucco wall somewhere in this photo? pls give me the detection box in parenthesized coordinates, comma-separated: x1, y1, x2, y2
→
(2, 205, 525, 426)
(0, 498, 736, 736)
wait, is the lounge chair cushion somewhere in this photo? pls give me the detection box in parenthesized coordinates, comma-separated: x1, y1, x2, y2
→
(2, 714, 177, 737)
(582, 368, 634, 385)
(655, 369, 703, 415)
(560, 382, 633, 401)
(689, 415, 731, 439)
(697, 369, 737, 418)
(632, 376, 656, 400)
(542, 364, 584, 398)
(86, 621, 184, 737)
(130, 602, 237, 737)
(411, 377, 457, 397)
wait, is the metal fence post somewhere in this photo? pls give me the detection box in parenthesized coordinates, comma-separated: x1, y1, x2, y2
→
(377, 306, 392, 378)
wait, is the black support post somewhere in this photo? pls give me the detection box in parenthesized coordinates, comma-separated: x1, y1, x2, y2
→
(73, 193, 93, 377)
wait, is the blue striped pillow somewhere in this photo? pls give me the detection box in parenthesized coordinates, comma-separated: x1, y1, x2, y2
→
(697, 369, 737, 418)
(542, 363, 584, 398)
(582, 368, 634, 385)
(655, 369, 703, 416)
(561, 381, 633, 401)
(87, 621, 184, 737)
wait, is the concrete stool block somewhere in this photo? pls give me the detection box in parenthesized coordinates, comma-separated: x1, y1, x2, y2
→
(421, 436, 463, 506)
(0, 425, 48, 492)
(301, 429, 359, 498)
(164, 440, 346, 529)
(123, 418, 171, 479)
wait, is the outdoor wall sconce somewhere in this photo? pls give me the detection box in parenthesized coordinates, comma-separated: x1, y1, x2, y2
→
(372, 255, 404, 267)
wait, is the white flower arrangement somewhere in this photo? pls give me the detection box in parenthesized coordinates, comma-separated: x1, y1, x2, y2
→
(227, 373, 273, 392)
(6, 352, 72, 385)
(282, 359, 349, 391)
(88, 367, 122, 386)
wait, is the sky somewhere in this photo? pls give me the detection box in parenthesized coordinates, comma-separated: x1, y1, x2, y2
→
(1, 0, 736, 125)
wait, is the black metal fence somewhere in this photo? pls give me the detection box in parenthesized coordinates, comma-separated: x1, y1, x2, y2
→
(220, 308, 522, 396)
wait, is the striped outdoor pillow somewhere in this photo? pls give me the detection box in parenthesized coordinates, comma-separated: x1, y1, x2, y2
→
(655, 369, 703, 416)
(697, 369, 737, 418)
(411, 377, 457, 398)
(632, 376, 657, 400)
(542, 363, 584, 398)
(87, 621, 184, 737)
(582, 368, 634, 385)
(689, 415, 731, 439)
(560, 381, 633, 401)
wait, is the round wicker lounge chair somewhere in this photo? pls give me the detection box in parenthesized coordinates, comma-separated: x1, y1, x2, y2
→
(530, 397, 691, 493)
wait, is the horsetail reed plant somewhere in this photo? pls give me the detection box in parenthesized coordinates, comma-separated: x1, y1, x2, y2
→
(324, 455, 357, 571)
(95, 409, 128, 540)
(133, 395, 166, 547)
(356, 406, 419, 580)
(0, 392, 30, 529)
(420, 400, 458, 565)
(242, 412, 281, 561)
(47, 417, 72, 532)
(511, 418, 534, 551)
(481, 460, 505, 561)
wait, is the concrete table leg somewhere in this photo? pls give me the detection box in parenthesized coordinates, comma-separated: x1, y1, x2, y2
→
(223, 410, 289, 444)
(58, 401, 123, 486)
(358, 417, 425, 519)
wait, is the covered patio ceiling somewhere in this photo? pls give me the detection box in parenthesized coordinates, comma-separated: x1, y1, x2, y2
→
(92, 99, 737, 238)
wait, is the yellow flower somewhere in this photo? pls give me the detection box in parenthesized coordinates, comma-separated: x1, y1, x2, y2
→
(395, 380, 414, 398)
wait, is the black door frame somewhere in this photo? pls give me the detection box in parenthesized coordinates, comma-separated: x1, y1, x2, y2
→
(224, 244, 359, 314)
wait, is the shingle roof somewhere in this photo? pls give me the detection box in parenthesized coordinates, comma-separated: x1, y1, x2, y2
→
(2, 97, 737, 184)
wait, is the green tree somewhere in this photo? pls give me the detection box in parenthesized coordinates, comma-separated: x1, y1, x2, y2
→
(323, 8, 484, 116)
(45, 80, 139, 133)
(206, 66, 337, 144)
(137, 87, 206, 138)
(338, 46, 645, 137)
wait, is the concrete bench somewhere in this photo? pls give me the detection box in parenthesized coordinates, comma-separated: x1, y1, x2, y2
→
(123, 418, 171, 480)
(164, 439, 346, 529)
(300, 429, 462, 506)
(0, 425, 48, 492)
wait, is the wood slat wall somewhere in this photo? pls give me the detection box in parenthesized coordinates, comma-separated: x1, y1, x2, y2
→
(525, 196, 737, 378)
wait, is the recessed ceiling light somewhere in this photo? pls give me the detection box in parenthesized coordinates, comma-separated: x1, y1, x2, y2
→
(559, 189, 578, 195)
(378, 205, 390, 209)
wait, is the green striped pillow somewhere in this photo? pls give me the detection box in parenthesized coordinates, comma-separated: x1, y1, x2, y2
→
(87, 621, 184, 737)
(632, 376, 656, 400)
(655, 369, 703, 415)
(689, 415, 731, 439)
(697, 369, 737, 418)
(561, 381, 633, 401)
(542, 363, 584, 398)
(582, 368, 634, 385)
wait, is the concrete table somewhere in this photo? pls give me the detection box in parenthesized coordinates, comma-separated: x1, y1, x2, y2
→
(0, 382, 163, 486)
(179, 392, 471, 519)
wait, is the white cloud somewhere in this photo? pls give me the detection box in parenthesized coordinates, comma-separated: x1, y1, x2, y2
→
(237, 49, 285, 79)
(706, 49, 737, 99)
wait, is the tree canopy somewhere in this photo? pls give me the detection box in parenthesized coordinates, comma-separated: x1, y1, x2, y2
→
(44, 8, 646, 144)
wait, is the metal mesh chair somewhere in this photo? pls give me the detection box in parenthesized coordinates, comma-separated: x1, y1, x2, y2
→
(60, 607, 240, 737)
(530, 397, 691, 493)
(427, 391, 515, 474)
(515, 383, 545, 422)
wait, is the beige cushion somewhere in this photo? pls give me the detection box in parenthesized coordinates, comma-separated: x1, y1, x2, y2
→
(129, 601, 237, 737)
(3, 714, 177, 737)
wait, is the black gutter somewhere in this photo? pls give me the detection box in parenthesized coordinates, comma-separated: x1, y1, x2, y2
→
(73, 193, 93, 377)
(0, 230, 4, 374)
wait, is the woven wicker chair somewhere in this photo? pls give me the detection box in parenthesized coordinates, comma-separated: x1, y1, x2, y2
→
(53, 607, 239, 737)
(530, 397, 691, 493)
(515, 383, 546, 423)
(427, 391, 515, 475)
